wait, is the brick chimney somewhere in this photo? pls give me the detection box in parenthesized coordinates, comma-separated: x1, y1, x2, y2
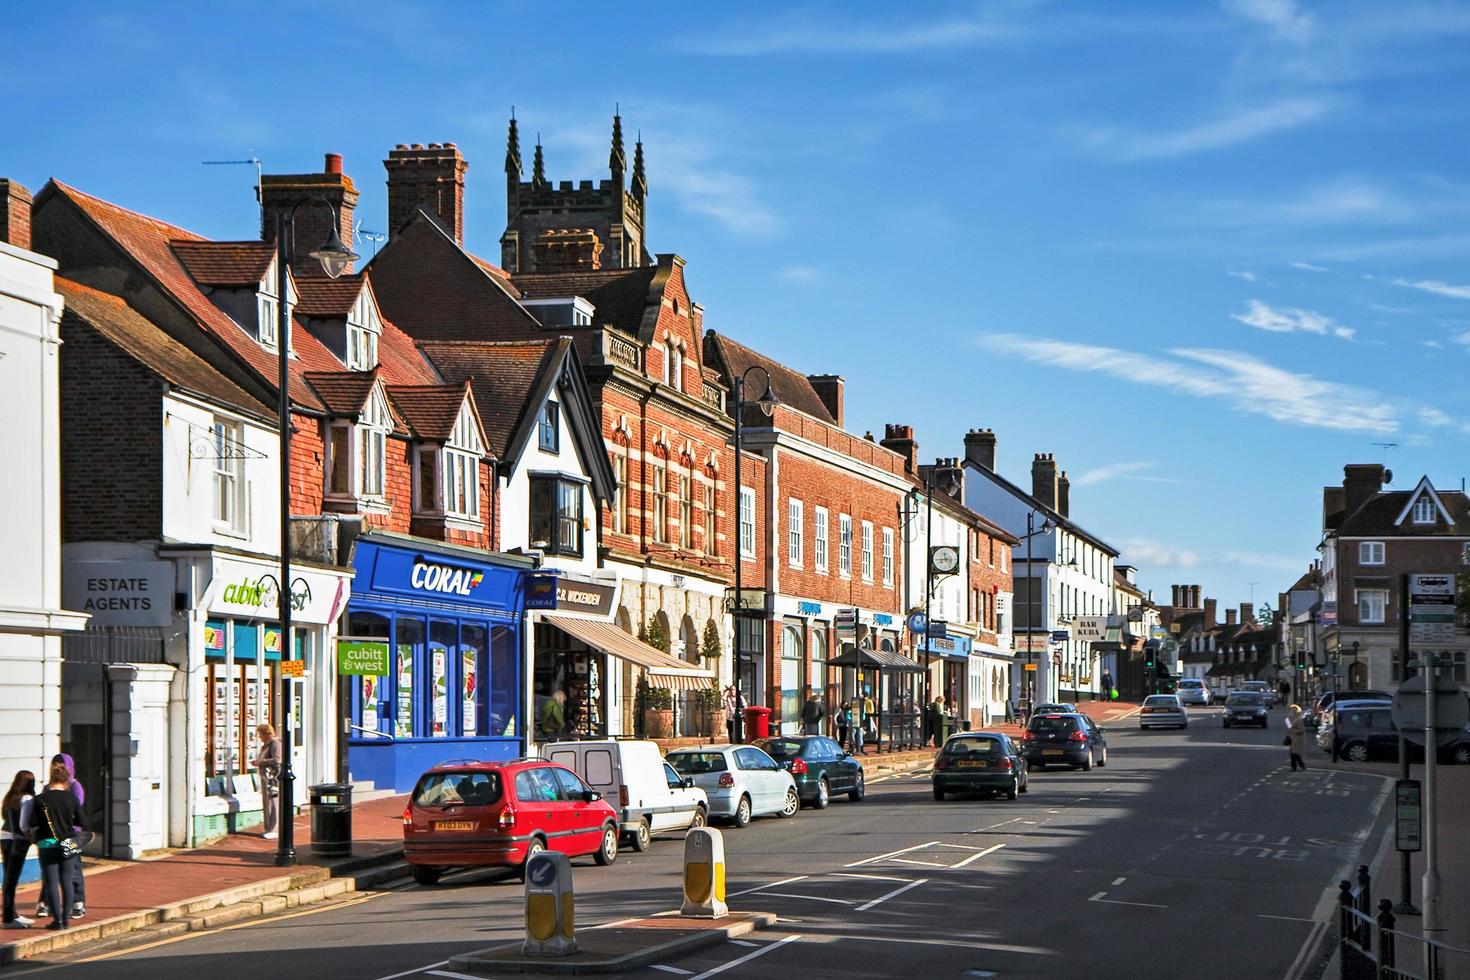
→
(1172, 585, 1182, 607)
(880, 424, 918, 473)
(1031, 453, 1058, 511)
(533, 229, 603, 272)
(385, 142, 469, 244)
(807, 374, 844, 427)
(963, 428, 996, 470)
(0, 179, 32, 250)
(1057, 471, 1071, 518)
(1240, 602, 1254, 624)
(1203, 597, 1217, 628)
(261, 153, 359, 274)
(1343, 463, 1387, 517)
(1190, 585, 1202, 608)
(1226, 608, 1238, 626)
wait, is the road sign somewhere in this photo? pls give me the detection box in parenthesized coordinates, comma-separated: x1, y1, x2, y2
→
(1049, 629, 1070, 643)
(1074, 616, 1106, 641)
(281, 659, 306, 678)
(1409, 573, 1457, 644)
(1023, 662, 1037, 671)
(1392, 671, 1470, 747)
(907, 611, 927, 635)
(1396, 780, 1423, 852)
(835, 608, 859, 641)
(926, 619, 949, 640)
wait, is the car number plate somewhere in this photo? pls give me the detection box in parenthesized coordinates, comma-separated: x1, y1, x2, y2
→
(1043, 749, 1063, 756)
(434, 820, 475, 831)
(957, 760, 987, 769)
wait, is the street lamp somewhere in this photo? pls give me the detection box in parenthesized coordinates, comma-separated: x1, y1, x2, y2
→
(1018, 509, 1054, 712)
(272, 199, 359, 868)
(920, 462, 961, 729)
(730, 365, 777, 744)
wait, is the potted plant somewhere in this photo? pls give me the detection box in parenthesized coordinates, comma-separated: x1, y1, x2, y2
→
(697, 683, 724, 738)
(639, 678, 675, 737)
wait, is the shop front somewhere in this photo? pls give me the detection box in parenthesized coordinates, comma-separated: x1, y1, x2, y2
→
(829, 642, 923, 751)
(344, 534, 533, 793)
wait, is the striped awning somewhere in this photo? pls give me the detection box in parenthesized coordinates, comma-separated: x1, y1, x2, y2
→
(543, 615, 715, 691)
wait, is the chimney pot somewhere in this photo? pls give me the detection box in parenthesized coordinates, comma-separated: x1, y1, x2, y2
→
(385, 141, 470, 244)
(1204, 598, 1217, 627)
(259, 159, 359, 273)
(324, 153, 342, 174)
(0, 179, 33, 251)
(878, 423, 919, 473)
(963, 427, 996, 470)
(1031, 453, 1059, 512)
(412, 143, 424, 149)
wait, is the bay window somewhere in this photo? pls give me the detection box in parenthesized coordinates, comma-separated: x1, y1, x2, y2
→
(530, 476, 584, 557)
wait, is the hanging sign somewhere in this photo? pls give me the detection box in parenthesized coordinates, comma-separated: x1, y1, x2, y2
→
(337, 639, 391, 676)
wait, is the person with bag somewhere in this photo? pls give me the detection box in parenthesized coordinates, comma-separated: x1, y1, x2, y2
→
(253, 724, 282, 840)
(1284, 704, 1307, 771)
(2, 770, 36, 929)
(50, 754, 86, 920)
(26, 760, 85, 930)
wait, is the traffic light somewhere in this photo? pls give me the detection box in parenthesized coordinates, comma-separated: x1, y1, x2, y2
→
(1295, 652, 1306, 671)
(1145, 648, 1156, 670)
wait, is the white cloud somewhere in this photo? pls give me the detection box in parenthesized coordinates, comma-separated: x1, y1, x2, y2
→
(1453, 330, 1470, 347)
(1220, 550, 1304, 571)
(1227, 269, 1259, 282)
(1223, 0, 1314, 43)
(1394, 278, 1470, 300)
(1290, 261, 1330, 272)
(682, 9, 1019, 56)
(1231, 299, 1356, 339)
(1077, 97, 1331, 162)
(779, 265, 820, 283)
(1073, 461, 1154, 487)
(1119, 539, 1200, 570)
(978, 334, 1398, 434)
(1419, 407, 1454, 427)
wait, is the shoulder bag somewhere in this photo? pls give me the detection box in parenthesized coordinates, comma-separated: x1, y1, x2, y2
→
(41, 799, 83, 860)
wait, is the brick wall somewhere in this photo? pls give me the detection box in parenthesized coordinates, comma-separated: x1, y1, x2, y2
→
(288, 413, 325, 516)
(59, 313, 163, 541)
(967, 527, 1014, 646)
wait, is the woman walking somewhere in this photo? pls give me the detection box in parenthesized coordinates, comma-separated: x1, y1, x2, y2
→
(1285, 704, 1308, 771)
(253, 724, 282, 840)
(26, 761, 84, 930)
(2, 770, 35, 929)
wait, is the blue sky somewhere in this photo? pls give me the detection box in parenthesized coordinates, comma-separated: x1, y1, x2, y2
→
(6, 0, 1470, 612)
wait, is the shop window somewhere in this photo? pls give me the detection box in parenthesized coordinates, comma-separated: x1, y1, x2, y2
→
(460, 622, 487, 737)
(347, 611, 391, 737)
(811, 629, 828, 704)
(429, 620, 455, 737)
(530, 476, 584, 557)
(781, 623, 804, 736)
(489, 624, 517, 737)
(394, 617, 425, 738)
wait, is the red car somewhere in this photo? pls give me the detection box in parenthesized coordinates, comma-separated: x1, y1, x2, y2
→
(403, 759, 620, 885)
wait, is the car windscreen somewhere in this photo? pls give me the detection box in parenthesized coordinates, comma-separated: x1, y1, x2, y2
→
(1029, 715, 1080, 733)
(1225, 694, 1263, 707)
(1179, 680, 1203, 688)
(755, 739, 805, 758)
(668, 752, 728, 774)
(944, 737, 1001, 756)
(1143, 697, 1177, 707)
(413, 771, 502, 807)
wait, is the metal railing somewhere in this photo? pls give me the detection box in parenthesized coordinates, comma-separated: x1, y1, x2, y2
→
(1339, 866, 1453, 980)
(62, 626, 167, 665)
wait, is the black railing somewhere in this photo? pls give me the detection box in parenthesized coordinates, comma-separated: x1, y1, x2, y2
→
(1339, 865, 1447, 980)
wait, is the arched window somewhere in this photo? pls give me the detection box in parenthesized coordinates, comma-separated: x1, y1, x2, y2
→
(781, 624, 804, 735)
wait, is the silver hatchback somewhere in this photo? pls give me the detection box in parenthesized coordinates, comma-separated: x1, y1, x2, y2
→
(666, 745, 800, 828)
(1139, 694, 1189, 729)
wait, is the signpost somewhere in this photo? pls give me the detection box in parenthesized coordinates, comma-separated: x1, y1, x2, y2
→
(1395, 779, 1422, 853)
(927, 619, 948, 641)
(1408, 573, 1456, 645)
(835, 608, 859, 642)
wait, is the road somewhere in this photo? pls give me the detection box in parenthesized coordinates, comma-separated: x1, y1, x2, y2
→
(15, 708, 1392, 980)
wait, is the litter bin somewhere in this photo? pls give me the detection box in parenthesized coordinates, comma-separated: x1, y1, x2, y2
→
(939, 715, 957, 743)
(743, 706, 771, 740)
(309, 783, 352, 858)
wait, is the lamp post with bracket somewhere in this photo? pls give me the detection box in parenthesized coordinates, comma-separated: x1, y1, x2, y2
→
(728, 366, 777, 744)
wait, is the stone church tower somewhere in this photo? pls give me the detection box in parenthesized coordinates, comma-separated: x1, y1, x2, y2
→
(499, 111, 651, 274)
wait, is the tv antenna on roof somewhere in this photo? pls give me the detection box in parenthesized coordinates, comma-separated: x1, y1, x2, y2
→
(202, 153, 263, 228)
(355, 226, 388, 260)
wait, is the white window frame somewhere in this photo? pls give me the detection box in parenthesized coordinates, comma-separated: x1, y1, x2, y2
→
(703, 480, 717, 555)
(861, 521, 874, 583)
(1359, 541, 1385, 566)
(679, 473, 693, 549)
(1357, 588, 1388, 624)
(788, 498, 804, 568)
(839, 514, 852, 577)
(653, 463, 668, 543)
(611, 451, 627, 534)
(813, 506, 829, 574)
(1412, 497, 1435, 525)
(881, 527, 894, 587)
(346, 321, 377, 371)
(739, 486, 755, 559)
(438, 402, 483, 520)
(257, 291, 278, 349)
(212, 417, 245, 532)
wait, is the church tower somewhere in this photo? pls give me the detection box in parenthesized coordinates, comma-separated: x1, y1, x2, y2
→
(499, 110, 651, 274)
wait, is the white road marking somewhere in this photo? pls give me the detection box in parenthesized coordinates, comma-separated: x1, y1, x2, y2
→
(951, 843, 1006, 868)
(1112, 877, 1127, 885)
(728, 874, 809, 898)
(973, 817, 1023, 833)
(832, 872, 911, 882)
(371, 963, 450, 980)
(1088, 894, 1167, 909)
(757, 892, 858, 905)
(890, 858, 952, 868)
(856, 878, 929, 912)
(1089, 891, 1108, 901)
(688, 934, 803, 980)
(651, 966, 695, 975)
(427, 971, 485, 980)
(846, 841, 941, 868)
(1284, 920, 1328, 980)
(1259, 913, 1318, 923)
(729, 939, 758, 947)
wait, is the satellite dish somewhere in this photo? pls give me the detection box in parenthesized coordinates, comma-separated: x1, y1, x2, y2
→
(1384, 468, 1393, 484)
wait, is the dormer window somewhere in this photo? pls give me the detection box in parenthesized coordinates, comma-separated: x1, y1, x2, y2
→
(413, 400, 484, 522)
(663, 342, 682, 390)
(325, 385, 391, 502)
(258, 291, 279, 348)
(346, 321, 377, 371)
(1412, 497, 1435, 525)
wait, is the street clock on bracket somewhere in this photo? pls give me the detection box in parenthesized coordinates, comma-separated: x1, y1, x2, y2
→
(930, 545, 959, 575)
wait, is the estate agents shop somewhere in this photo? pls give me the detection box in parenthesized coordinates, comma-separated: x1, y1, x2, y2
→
(344, 534, 533, 792)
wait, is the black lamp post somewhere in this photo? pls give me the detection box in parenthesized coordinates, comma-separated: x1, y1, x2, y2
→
(272, 201, 358, 868)
(920, 463, 961, 716)
(1018, 509, 1054, 712)
(730, 366, 777, 744)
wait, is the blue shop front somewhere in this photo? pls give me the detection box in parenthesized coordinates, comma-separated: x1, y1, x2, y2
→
(344, 534, 535, 792)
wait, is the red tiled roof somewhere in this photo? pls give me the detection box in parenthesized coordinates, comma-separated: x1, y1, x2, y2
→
(468, 254, 519, 296)
(386, 383, 474, 444)
(294, 274, 364, 318)
(169, 240, 275, 287)
(703, 331, 836, 425)
(56, 277, 275, 420)
(303, 370, 378, 416)
(513, 266, 659, 335)
(418, 340, 557, 458)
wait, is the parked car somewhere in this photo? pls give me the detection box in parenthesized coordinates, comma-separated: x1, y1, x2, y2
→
(666, 745, 800, 827)
(1222, 692, 1270, 728)
(403, 760, 619, 885)
(753, 736, 865, 808)
(1316, 696, 1395, 751)
(1033, 702, 1078, 715)
(1239, 680, 1276, 706)
(932, 732, 1029, 801)
(1176, 679, 1212, 706)
(1331, 705, 1470, 765)
(543, 739, 708, 851)
(1139, 694, 1189, 730)
(1021, 712, 1108, 770)
(1306, 690, 1392, 729)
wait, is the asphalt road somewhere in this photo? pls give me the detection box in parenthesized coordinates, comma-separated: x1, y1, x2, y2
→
(14, 707, 1393, 980)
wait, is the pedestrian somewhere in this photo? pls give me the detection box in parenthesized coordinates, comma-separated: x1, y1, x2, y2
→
(927, 697, 944, 747)
(52, 755, 86, 920)
(1005, 695, 1016, 724)
(26, 760, 84, 930)
(836, 701, 851, 749)
(862, 691, 876, 747)
(849, 701, 866, 756)
(2, 770, 36, 929)
(1101, 671, 1114, 700)
(1285, 704, 1307, 771)
(253, 724, 282, 840)
(538, 690, 566, 739)
(1278, 680, 1291, 705)
(800, 692, 824, 736)
(724, 686, 746, 742)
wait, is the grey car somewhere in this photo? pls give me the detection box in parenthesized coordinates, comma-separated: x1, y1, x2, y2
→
(1176, 679, 1212, 706)
(1139, 694, 1189, 729)
(666, 745, 800, 828)
(1222, 692, 1269, 728)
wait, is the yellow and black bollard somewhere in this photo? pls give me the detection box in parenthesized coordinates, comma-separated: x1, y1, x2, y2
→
(522, 850, 577, 956)
(680, 826, 728, 919)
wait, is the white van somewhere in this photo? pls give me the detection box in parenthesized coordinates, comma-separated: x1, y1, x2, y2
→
(544, 740, 708, 851)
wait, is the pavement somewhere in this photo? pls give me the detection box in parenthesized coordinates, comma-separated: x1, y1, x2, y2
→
(2, 702, 1392, 980)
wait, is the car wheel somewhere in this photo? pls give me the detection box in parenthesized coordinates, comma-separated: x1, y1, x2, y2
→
(1098, 747, 1108, 767)
(780, 787, 800, 818)
(1082, 751, 1094, 772)
(812, 779, 830, 810)
(732, 795, 752, 828)
(933, 785, 945, 801)
(848, 771, 866, 802)
(1007, 779, 1019, 801)
(690, 806, 708, 829)
(630, 818, 651, 852)
(1344, 742, 1369, 763)
(1020, 773, 1029, 793)
(411, 865, 442, 886)
(518, 838, 546, 880)
(594, 825, 619, 866)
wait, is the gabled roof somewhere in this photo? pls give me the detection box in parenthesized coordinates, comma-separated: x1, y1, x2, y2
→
(1288, 566, 1321, 593)
(56, 277, 275, 420)
(958, 455, 1121, 557)
(303, 370, 379, 417)
(514, 266, 661, 337)
(170, 240, 275, 288)
(910, 467, 1020, 545)
(387, 383, 482, 446)
(1334, 483, 1469, 538)
(294, 274, 367, 318)
(702, 331, 837, 426)
(1393, 476, 1456, 528)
